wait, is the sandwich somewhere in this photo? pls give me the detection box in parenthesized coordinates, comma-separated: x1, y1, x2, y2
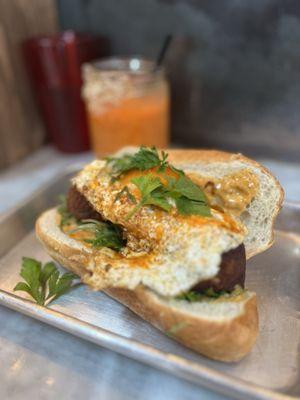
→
(36, 147, 284, 362)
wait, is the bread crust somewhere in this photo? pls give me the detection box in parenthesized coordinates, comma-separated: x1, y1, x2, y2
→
(105, 287, 258, 362)
(36, 209, 259, 362)
(166, 149, 284, 258)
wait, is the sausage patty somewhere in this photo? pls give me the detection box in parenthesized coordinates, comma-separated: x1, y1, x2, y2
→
(192, 243, 246, 292)
(66, 186, 246, 291)
(67, 186, 102, 221)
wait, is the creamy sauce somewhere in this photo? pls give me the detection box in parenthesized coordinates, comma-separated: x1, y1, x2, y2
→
(180, 213, 243, 234)
(188, 169, 259, 216)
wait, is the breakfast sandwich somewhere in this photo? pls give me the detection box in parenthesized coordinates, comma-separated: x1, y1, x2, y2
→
(36, 147, 283, 361)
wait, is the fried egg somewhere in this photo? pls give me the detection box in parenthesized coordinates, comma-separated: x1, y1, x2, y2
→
(68, 160, 247, 297)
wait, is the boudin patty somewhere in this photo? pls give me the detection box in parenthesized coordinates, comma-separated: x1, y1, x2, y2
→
(67, 186, 102, 221)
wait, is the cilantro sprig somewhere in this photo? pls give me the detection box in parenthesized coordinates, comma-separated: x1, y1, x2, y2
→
(125, 172, 211, 220)
(114, 186, 137, 204)
(177, 286, 244, 302)
(125, 175, 171, 220)
(176, 289, 226, 302)
(107, 146, 211, 219)
(69, 219, 125, 251)
(14, 257, 80, 306)
(106, 146, 168, 178)
(163, 172, 211, 217)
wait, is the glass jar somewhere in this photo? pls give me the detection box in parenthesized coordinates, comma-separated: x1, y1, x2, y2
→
(82, 57, 170, 156)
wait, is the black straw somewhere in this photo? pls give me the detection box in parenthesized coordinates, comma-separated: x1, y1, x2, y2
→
(155, 34, 173, 69)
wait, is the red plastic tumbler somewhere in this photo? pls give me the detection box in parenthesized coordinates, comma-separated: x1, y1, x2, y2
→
(22, 31, 110, 152)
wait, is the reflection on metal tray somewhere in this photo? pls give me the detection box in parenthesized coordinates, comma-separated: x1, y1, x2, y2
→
(0, 167, 299, 400)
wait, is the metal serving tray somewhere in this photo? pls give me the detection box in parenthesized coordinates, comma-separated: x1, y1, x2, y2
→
(0, 167, 299, 400)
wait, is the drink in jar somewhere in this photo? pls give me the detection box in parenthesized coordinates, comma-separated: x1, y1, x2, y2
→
(82, 58, 170, 155)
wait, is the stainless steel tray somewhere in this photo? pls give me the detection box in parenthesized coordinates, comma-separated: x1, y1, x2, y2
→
(0, 167, 299, 400)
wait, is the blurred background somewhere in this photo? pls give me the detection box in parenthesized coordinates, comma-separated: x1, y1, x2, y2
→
(0, 0, 300, 170)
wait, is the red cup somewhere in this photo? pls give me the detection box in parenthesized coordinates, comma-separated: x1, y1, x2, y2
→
(22, 31, 110, 153)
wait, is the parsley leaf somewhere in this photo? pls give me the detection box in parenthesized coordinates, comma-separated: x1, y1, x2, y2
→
(177, 286, 243, 302)
(175, 197, 211, 216)
(146, 187, 171, 211)
(15, 257, 43, 304)
(14, 257, 79, 306)
(132, 175, 163, 196)
(47, 271, 80, 302)
(70, 219, 125, 251)
(114, 186, 137, 204)
(106, 146, 168, 177)
(107, 146, 211, 218)
(176, 291, 202, 302)
(125, 175, 171, 220)
(127, 171, 210, 219)
(176, 289, 220, 303)
(164, 172, 211, 217)
(171, 174, 208, 202)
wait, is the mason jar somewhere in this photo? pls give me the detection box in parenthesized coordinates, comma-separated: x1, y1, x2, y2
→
(82, 57, 170, 156)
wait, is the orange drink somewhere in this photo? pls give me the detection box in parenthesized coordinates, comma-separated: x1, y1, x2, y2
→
(82, 58, 169, 156)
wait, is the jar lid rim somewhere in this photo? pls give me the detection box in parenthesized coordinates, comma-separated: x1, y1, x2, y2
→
(89, 57, 164, 75)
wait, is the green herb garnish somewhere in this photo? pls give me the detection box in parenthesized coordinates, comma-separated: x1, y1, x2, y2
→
(177, 289, 226, 302)
(125, 174, 172, 220)
(106, 146, 168, 177)
(107, 146, 211, 219)
(165, 172, 207, 202)
(164, 173, 211, 217)
(114, 186, 137, 204)
(177, 286, 243, 302)
(57, 195, 125, 251)
(57, 195, 75, 228)
(176, 291, 204, 302)
(14, 257, 80, 306)
(203, 288, 227, 298)
(69, 219, 125, 251)
(125, 171, 211, 220)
